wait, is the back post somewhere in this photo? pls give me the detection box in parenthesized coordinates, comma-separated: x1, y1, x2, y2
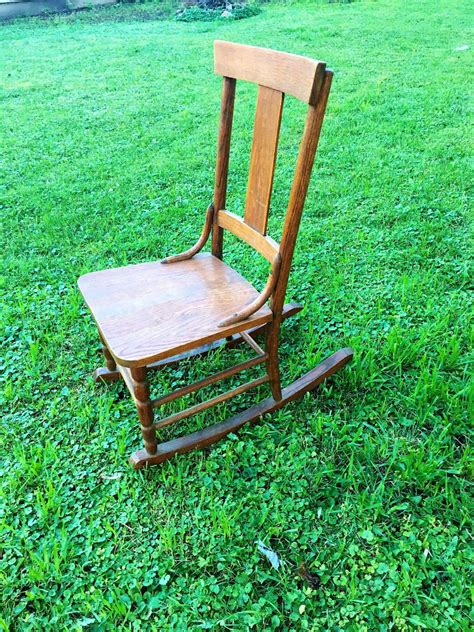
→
(212, 77, 236, 259)
(265, 70, 334, 398)
(272, 69, 333, 317)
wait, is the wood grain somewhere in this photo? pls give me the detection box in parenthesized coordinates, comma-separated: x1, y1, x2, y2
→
(80, 39, 345, 470)
(271, 70, 333, 320)
(92, 303, 302, 381)
(161, 204, 213, 264)
(218, 253, 281, 327)
(117, 364, 137, 402)
(243, 86, 284, 235)
(266, 71, 334, 399)
(144, 302, 302, 369)
(212, 77, 236, 259)
(240, 331, 265, 357)
(217, 210, 279, 263)
(93, 366, 120, 384)
(99, 332, 116, 372)
(151, 354, 267, 409)
(78, 253, 272, 368)
(130, 366, 157, 455)
(214, 40, 326, 105)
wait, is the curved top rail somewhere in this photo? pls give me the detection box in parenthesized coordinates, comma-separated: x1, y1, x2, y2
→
(214, 40, 326, 105)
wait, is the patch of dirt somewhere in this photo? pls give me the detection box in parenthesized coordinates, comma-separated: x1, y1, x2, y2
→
(2, 4, 171, 26)
(41, 6, 169, 23)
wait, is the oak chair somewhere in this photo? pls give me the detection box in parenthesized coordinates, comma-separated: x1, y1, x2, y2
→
(78, 40, 353, 469)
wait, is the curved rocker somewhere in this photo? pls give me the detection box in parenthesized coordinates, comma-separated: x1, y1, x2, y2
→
(129, 348, 353, 469)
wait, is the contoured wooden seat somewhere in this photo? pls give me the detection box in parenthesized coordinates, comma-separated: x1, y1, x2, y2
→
(78, 40, 353, 469)
(78, 254, 272, 367)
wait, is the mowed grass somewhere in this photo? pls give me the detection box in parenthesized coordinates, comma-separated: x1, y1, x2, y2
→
(0, 0, 472, 628)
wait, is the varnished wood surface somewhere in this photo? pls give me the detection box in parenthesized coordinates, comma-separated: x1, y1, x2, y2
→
(78, 253, 272, 367)
(217, 210, 279, 263)
(80, 39, 346, 470)
(214, 40, 326, 105)
(117, 364, 137, 402)
(99, 332, 116, 372)
(144, 302, 302, 368)
(212, 77, 235, 259)
(129, 347, 353, 468)
(218, 253, 281, 327)
(92, 303, 302, 384)
(131, 366, 157, 454)
(244, 86, 284, 235)
(240, 331, 265, 357)
(93, 366, 120, 384)
(161, 204, 214, 264)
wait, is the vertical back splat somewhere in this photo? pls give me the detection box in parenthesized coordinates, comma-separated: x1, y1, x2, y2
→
(243, 86, 284, 235)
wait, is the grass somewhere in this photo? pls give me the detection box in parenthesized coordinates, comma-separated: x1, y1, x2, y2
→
(0, 0, 472, 628)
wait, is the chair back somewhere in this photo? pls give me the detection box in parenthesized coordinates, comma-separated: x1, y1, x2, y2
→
(212, 40, 333, 316)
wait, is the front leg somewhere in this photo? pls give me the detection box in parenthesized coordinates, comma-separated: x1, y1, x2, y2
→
(130, 366, 158, 457)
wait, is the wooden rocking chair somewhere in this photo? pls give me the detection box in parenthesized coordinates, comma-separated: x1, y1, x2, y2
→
(78, 41, 353, 469)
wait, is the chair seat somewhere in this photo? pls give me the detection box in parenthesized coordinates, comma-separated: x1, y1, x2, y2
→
(78, 253, 272, 367)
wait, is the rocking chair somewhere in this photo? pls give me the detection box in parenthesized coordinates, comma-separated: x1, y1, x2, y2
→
(78, 41, 353, 469)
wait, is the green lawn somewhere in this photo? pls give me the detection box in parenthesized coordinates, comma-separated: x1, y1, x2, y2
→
(1, 0, 472, 628)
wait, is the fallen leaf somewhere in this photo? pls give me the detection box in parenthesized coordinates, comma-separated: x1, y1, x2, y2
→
(257, 541, 281, 570)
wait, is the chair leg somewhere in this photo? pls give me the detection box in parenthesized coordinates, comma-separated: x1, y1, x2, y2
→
(102, 340, 117, 373)
(93, 334, 120, 383)
(129, 347, 353, 469)
(265, 320, 282, 401)
(130, 367, 158, 455)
